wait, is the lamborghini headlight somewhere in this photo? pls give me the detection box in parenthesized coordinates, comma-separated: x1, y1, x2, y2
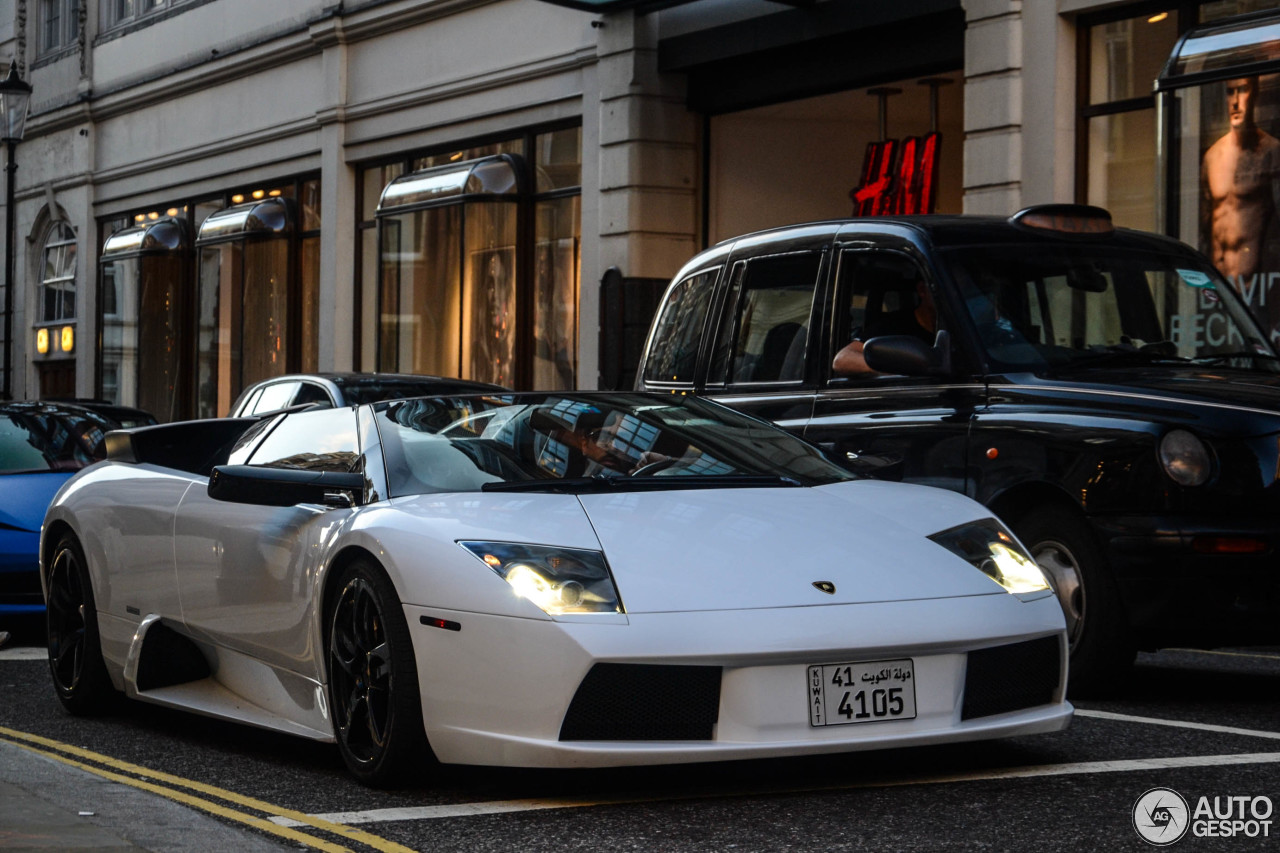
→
(928, 519, 1051, 595)
(459, 541, 623, 615)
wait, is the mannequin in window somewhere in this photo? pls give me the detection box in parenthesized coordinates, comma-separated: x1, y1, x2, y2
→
(832, 280, 937, 377)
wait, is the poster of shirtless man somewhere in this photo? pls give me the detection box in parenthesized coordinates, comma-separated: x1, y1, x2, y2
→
(1200, 75, 1280, 341)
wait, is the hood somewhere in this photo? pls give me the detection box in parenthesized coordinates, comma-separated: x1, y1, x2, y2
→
(579, 481, 1002, 614)
(1024, 366, 1280, 423)
(0, 472, 73, 533)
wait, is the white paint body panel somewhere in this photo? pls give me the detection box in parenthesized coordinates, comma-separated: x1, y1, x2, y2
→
(43, 458, 1071, 768)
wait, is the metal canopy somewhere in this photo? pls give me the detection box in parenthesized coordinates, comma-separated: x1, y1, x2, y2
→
(101, 218, 190, 258)
(1157, 9, 1280, 92)
(377, 154, 520, 214)
(195, 197, 293, 244)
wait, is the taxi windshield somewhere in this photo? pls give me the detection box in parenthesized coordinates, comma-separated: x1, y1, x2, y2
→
(374, 393, 853, 496)
(943, 245, 1279, 374)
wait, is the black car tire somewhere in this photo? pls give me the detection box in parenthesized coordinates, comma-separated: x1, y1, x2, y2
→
(326, 559, 430, 787)
(46, 531, 117, 715)
(1011, 508, 1135, 694)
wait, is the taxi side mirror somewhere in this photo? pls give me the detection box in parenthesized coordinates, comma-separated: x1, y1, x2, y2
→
(863, 330, 952, 377)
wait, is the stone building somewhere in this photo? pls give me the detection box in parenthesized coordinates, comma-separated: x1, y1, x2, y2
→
(0, 0, 1275, 416)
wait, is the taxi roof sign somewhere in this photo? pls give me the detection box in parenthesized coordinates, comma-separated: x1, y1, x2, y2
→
(1009, 204, 1115, 236)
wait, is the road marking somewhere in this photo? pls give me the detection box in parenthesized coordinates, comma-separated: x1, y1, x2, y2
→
(0, 647, 46, 661)
(1162, 648, 1280, 662)
(1076, 708, 1280, 740)
(272, 751, 1280, 827)
(0, 726, 415, 853)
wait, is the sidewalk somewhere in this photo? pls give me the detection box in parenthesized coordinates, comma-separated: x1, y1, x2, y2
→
(0, 729, 289, 853)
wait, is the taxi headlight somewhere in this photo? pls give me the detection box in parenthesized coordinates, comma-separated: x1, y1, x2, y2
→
(459, 541, 622, 615)
(929, 519, 1051, 595)
(1159, 429, 1211, 487)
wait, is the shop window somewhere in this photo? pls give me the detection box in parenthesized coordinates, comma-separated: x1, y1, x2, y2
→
(99, 218, 190, 422)
(195, 198, 294, 418)
(1158, 7, 1280, 346)
(39, 0, 81, 55)
(1078, 2, 1280, 232)
(369, 127, 582, 389)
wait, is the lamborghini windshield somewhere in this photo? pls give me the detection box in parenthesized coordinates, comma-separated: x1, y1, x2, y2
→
(374, 393, 853, 496)
(944, 245, 1279, 374)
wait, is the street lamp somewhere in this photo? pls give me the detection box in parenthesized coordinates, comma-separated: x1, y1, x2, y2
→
(0, 62, 32, 400)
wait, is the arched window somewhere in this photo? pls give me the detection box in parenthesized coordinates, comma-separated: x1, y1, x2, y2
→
(40, 222, 78, 327)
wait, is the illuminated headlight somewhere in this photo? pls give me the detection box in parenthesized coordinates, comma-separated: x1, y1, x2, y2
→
(459, 541, 623, 615)
(1159, 429, 1211, 487)
(928, 519, 1051, 595)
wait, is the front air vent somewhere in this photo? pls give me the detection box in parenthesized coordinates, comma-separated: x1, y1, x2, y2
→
(961, 635, 1061, 720)
(560, 663, 721, 741)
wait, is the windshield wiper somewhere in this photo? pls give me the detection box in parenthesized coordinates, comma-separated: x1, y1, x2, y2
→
(481, 474, 803, 493)
(1191, 351, 1280, 366)
(1049, 345, 1189, 372)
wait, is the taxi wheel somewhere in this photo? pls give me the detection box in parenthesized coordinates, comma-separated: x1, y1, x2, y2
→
(326, 559, 430, 787)
(46, 532, 117, 715)
(1012, 508, 1134, 694)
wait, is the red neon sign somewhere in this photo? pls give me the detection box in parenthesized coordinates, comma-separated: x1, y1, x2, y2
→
(850, 132, 941, 216)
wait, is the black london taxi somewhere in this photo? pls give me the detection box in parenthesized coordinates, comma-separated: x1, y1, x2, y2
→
(635, 205, 1280, 690)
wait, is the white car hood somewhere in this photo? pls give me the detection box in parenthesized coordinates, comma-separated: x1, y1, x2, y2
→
(580, 480, 1004, 614)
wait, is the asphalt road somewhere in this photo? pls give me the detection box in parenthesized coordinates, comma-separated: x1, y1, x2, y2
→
(2, 612, 1278, 853)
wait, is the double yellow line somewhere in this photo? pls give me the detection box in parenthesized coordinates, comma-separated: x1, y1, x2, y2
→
(0, 725, 416, 853)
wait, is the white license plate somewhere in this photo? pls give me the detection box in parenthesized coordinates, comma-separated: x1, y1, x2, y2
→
(807, 658, 917, 727)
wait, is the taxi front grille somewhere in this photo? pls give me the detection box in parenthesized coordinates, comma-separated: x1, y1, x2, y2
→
(559, 663, 721, 741)
(961, 635, 1061, 720)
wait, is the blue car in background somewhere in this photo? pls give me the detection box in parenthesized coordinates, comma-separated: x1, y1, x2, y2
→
(1, 400, 156, 615)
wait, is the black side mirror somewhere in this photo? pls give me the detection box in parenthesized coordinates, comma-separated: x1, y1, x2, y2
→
(863, 329, 953, 377)
(208, 465, 364, 508)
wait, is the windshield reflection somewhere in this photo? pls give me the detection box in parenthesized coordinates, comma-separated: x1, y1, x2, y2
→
(944, 245, 1279, 374)
(374, 393, 852, 496)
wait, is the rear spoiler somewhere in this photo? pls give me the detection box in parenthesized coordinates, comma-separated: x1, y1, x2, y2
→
(105, 418, 258, 477)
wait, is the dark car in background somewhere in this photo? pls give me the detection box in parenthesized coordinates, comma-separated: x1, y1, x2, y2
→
(227, 372, 506, 418)
(636, 204, 1280, 690)
(1, 400, 157, 615)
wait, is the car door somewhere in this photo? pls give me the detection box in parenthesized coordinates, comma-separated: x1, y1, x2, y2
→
(805, 245, 982, 494)
(173, 407, 360, 672)
(704, 241, 832, 430)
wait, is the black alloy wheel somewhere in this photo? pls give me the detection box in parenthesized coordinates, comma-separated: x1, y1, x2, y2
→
(327, 559, 429, 786)
(46, 532, 115, 714)
(1012, 507, 1135, 694)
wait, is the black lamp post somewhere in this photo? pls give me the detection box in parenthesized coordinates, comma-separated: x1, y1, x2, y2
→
(0, 62, 32, 401)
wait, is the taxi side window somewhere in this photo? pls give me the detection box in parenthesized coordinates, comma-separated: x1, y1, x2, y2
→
(830, 250, 936, 381)
(642, 268, 720, 384)
(707, 252, 822, 385)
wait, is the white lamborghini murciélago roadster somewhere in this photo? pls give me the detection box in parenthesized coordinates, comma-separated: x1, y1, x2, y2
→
(42, 392, 1071, 785)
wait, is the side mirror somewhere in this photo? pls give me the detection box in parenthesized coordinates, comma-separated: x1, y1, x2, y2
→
(863, 329, 952, 377)
(208, 465, 364, 508)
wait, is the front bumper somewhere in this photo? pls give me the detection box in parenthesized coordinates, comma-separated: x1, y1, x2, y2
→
(403, 592, 1071, 768)
(1093, 515, 1280, 646)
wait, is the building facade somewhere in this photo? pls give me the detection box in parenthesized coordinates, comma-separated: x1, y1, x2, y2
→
(0, 0, 1275, 418)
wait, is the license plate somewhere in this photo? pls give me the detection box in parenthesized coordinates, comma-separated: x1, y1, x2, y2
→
(807, 658, 917, 727)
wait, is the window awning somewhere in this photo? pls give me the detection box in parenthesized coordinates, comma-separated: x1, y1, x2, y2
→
(1157, 9, 1280, 92)
(195, 198, 293, 244)
(377, 154, 520, 214)
(100, 218, 189, 258)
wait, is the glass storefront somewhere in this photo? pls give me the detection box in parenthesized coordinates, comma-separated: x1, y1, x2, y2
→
(367, 126, 582, 390)
(1158, 9, 1280, 345)
(99, 218, 190, 422)
(99, 176, 321, 421)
